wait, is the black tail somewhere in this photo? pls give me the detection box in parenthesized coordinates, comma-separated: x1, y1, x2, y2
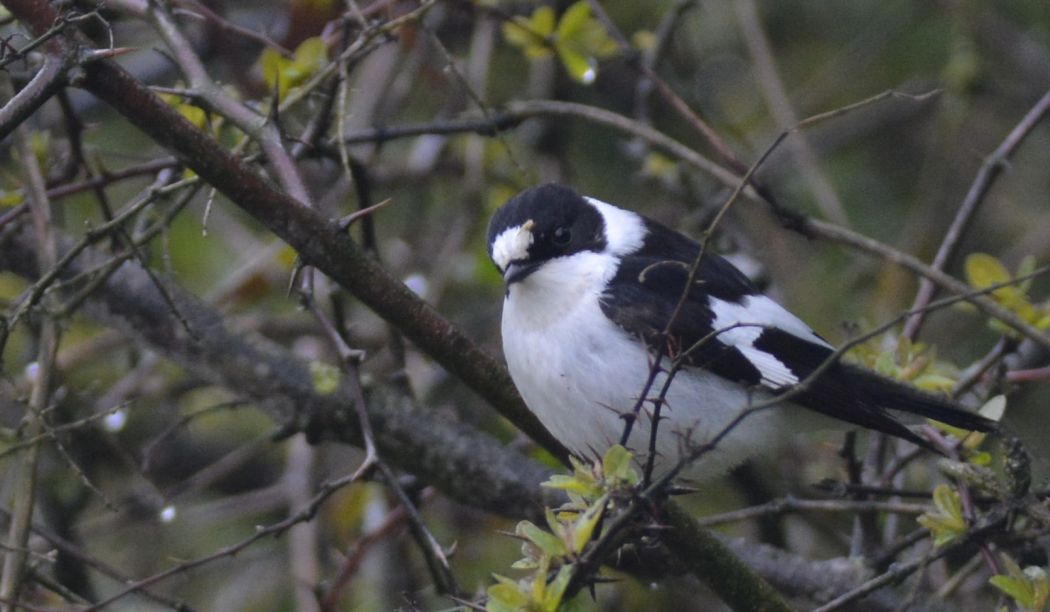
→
(790, 362, 998, 450)
(844, 364, 998, 432)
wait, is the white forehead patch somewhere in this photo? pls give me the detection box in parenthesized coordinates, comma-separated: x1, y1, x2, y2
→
(491, 220, 535, 271)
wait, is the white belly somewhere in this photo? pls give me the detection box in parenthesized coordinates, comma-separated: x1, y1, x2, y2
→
(501, 269, 802, 482)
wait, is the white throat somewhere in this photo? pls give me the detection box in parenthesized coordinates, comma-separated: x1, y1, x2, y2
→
(504, 251, 617, 330)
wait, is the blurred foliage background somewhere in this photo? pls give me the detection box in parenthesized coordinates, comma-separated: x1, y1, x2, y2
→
(2, 0, 1050, 609)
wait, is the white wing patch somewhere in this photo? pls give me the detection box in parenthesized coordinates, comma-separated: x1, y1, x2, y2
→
(490, 221, 534, 272)
(709, 295, 830, 389)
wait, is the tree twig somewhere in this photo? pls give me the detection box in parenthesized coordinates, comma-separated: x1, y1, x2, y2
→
(0, 104, 61, 611)
(1, 0, 567, 459)
(733, 0, 848, 224)
(902, 86, 1050, 339)
(0, 50, 72, 141)
(696, 497, 928, 528)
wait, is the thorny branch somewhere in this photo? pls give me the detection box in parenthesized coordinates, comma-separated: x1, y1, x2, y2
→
(87, 469, 375, 611)
(903, 86, 1050, 339)
(0, 0, 1047, 609)
(302, 253, 460, 597)
(551, 75, 1049, 612)
(0, 221, 919, 609)
(0, 96, 60, 612)
(1, 0, 567, 458)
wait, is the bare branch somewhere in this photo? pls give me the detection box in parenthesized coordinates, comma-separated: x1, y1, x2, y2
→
(0, 222, 555, 519)
(733, 0, 848, 224)
(903, 87, 1050, 338)
(696, 497, 929, 528)
(0, 106, 60, 610)
(1, 0, 566, 458)
(0, 51, 70, 141)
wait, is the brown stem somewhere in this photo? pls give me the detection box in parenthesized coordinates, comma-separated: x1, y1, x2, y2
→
(903, 87, 1050, 339)
(0, 0, 566, 459)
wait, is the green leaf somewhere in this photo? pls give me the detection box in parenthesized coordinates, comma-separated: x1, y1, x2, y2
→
(486, 579, 529, 612)
(510, 557, 538, 570)
(555, 0, 591, 42)
(990, 574, 1035, 610)
(989, 554, 1050, 611)
(542, 473, 599, 497)
(260, 37, 328, 101)
(556, 46, 595, 84)
(1030, 566, 1050, 611)
(177, 103, 208, 130)
(308, 361, 341, 395)
(159, 90, 210, 131)
(641, 152, 680, 181)
(912, 373, 956, 393)
(286, 37, 328, 90)
(531, 555, 549, 604)
(873, 350, 898, 377)
(1035, 309, 1050, 331)
(557, 2, 617, 59)
(502, 1, 615, 84)
(292, 38, 328, 78)
(962, 252, 1050, 336)
(542, 565, 574, 611)
(502, 6, 555, 59)
(632, 29, 656, 52)
(917, 484, 967, 546)
(516, 520, 566, 558)
(259, 47, 285, 94)
(0, 190, 23, 207)
(530, 5, 556, 36)
(570, 493, 607, 553)
(965, 253, 1011, 291)
(552, 0, 616, 83)
(602, 445, 632, 481)
(934, 483, 964, 521)
(545, 507, 569, 542)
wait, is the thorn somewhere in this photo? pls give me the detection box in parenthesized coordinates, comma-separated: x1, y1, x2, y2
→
(590, 576, 621, 584)
(666, 484, 699, 496)
(268, 79, 281, 124)
(343, 347, 367, 364)
(287, 257, 305, 298)
(83, 47, 136, 61)
(338, 198, 392, 232)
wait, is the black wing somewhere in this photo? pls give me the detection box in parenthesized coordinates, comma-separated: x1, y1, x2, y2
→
(600, 221, 996, 445)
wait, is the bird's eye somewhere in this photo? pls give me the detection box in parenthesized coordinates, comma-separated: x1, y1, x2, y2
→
(552, 226, 572, 245)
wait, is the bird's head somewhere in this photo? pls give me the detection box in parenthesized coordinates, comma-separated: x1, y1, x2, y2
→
(487, 184, 614, 285)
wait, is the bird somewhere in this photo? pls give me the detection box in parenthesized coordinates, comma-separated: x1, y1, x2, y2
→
(487, 183, 997, 481)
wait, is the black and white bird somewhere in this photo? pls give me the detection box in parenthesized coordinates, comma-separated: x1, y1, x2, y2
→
(487, 184, 996, 480)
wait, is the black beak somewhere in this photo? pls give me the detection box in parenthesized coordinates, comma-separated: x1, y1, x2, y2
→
(504, 261, 540, 284)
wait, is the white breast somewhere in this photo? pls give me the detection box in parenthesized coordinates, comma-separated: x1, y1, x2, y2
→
(500, 252, 804, 481)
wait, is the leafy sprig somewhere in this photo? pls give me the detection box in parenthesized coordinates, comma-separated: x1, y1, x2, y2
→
(501, 1, 618, 85)
(485, 445, 638, 612)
